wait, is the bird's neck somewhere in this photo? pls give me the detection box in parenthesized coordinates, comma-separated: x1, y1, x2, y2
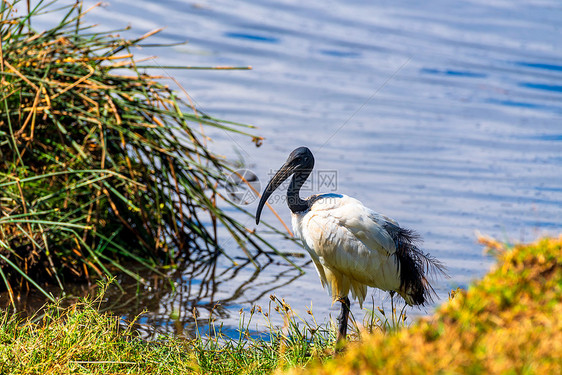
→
(288, 170, 311, 213)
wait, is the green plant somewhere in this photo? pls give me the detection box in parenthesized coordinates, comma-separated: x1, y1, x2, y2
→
(0, 0, 284, 303)
(0, 283, 337, 374)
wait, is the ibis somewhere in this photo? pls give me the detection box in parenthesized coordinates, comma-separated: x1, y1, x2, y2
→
(255, 146, 445, 343)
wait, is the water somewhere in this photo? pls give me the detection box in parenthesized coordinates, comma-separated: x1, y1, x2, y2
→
(11, 0, 562, 337)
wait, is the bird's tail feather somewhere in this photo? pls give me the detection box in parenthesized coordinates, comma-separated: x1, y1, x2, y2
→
(384, 224, 448, 306)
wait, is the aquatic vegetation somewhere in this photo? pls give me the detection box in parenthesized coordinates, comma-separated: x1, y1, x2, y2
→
(0, 0, 279, 302)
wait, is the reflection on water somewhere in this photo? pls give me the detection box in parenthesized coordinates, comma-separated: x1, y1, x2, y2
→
(5, 0, 562, 335)
(0, 252, 307, 339)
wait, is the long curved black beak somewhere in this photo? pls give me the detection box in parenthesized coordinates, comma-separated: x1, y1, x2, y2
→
(255, 161, 297, 224)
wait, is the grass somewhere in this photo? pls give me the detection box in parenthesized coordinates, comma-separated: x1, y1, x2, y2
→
(0, 296, 197, 374)
(0, 0, 289, 303)
(0, 285, 334, 374)
(0, 279, 409, 374)
(1, 235, 559, 374)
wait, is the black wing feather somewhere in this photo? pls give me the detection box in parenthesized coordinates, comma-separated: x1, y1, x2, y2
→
(383, 222, 448, 306)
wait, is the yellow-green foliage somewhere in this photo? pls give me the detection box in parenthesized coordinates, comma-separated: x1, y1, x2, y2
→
(289, 237, 562, 374)
(0, 292, 333, 374)
(0, 302, 196, 374)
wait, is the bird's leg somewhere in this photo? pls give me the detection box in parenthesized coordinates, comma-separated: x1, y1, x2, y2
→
(336, 296, 350, 345)
(390, 291, 396, 327)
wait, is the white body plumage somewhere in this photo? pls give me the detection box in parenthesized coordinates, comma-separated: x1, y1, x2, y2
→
(292, 193, 409, 307)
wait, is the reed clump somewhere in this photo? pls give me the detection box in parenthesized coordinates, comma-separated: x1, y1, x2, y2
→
(0, 0, 268, 301)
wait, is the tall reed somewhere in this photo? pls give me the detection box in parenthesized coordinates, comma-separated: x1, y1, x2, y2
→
(0, 0, 279, 303)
